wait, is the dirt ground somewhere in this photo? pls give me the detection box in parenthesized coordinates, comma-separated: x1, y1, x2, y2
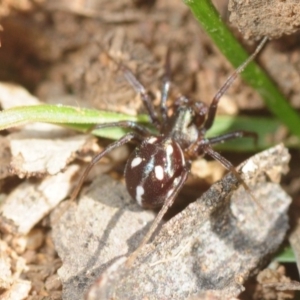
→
(0, 0, 300, 299)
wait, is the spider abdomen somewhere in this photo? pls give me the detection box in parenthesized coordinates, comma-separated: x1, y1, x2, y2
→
(124, 136, 186, 208)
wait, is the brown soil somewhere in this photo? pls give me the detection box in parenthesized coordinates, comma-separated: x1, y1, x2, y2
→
(0, 0, 300, 299)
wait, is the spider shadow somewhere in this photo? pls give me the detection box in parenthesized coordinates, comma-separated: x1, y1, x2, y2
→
(188, 173, 289, 291)
(54, 175, 155, 299)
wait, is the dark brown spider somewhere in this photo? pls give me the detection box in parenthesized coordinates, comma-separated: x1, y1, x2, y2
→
(70, 37, 267, 259)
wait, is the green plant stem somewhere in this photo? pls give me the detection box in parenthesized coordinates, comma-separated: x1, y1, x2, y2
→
(183, 0, 300, 138)
(0, 104, 297, 151)
(0, 105, 149, 129)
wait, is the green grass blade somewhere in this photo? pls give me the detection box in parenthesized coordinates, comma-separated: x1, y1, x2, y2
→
(0, 104, 296, 151)
(208, 115, 285, 151)
(274, 246, 296, 263)
(0, 104, 149, 128)
(183, 0, 300, 138)
(0, 104, 150, 140)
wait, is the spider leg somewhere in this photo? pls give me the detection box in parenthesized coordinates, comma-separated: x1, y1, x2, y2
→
(89, 121, 153, 136)
(200, 143, 249, 190)
(202, 37, 268, 133)
(101, 49, 161, 129)
(191, 101, 208, 128)
(70, 132, 144, 203)
(121, 65, 161, 129)
(208, 130, 258, 146)
(126, 166, 190, 266)
(200, 144, 264, 211)
(160, 48, 171, 123)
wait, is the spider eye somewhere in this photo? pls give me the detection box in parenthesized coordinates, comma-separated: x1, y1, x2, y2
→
(124, 136, 185, 208)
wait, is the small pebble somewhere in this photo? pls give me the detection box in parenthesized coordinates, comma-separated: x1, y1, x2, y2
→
(45, 274, 62, 291)
(26, 228, 44, 251)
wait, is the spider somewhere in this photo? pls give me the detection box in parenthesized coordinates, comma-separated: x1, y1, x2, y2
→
(70, 37, 267, 257)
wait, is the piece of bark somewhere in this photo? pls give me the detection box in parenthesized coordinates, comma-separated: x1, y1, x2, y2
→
(0, 165, 79, 234)
(51, 145, 291, 299)
(229, 0, 300, 39)
(51, 175, 155, 300)
(84, 144, 291, 300)
(8, 124, 89, 177)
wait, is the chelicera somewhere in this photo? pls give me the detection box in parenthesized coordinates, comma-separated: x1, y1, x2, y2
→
(71, 37, 267, 251)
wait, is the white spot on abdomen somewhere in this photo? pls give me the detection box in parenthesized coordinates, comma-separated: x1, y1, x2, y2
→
(154, 165, 164, 180)
(136, 185, 145, 206)
(147, 137, 157, 144)
(131, 157, 142, 168)
(166, 144, 173, 155)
